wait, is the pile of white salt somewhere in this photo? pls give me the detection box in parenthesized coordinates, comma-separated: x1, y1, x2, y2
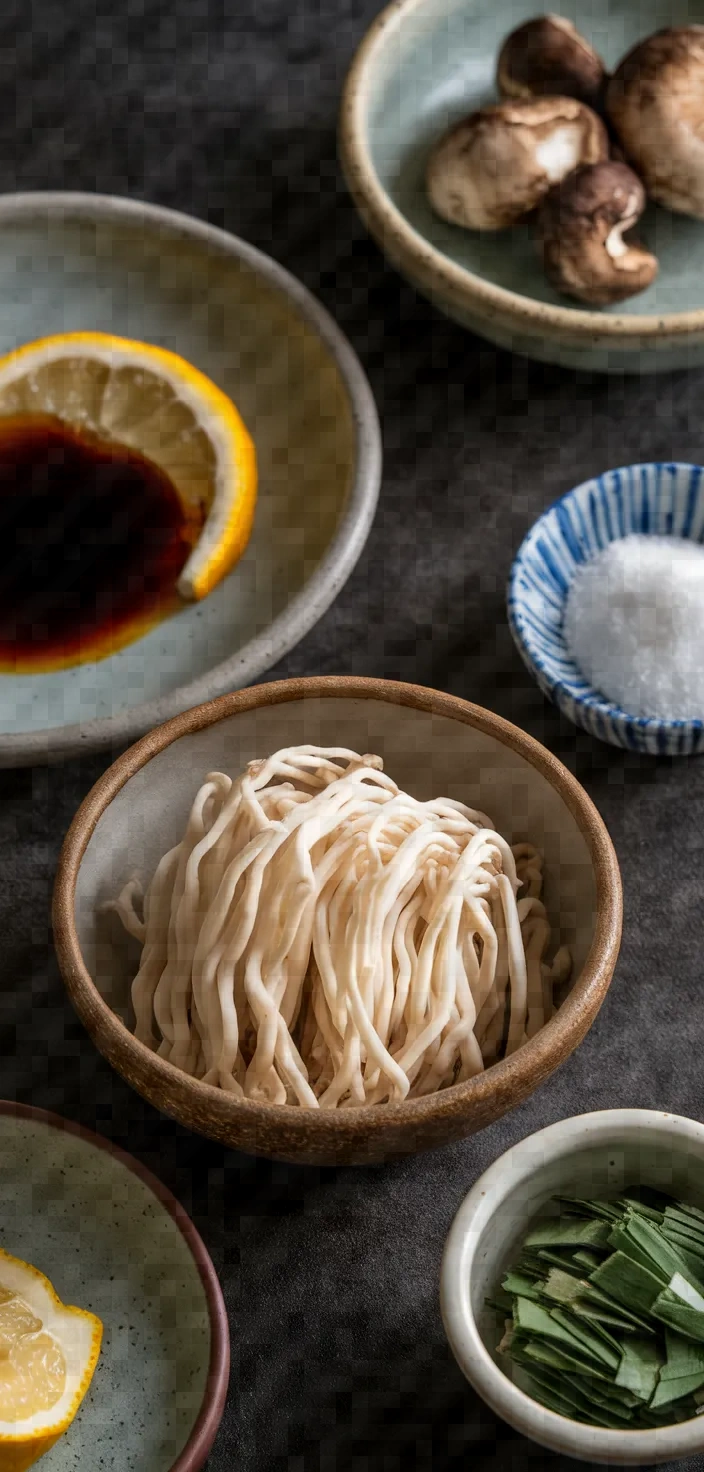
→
(563, 534, 704, 721)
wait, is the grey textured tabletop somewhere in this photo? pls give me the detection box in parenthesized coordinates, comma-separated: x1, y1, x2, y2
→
(1, 1, 703, 1468)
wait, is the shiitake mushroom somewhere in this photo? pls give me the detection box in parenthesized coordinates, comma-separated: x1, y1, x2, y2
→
(536, 161, 658, 305)
(607, 27, 704, 220)
(426, 96, 608, 231)
(497, 15, 607, 111)
(423, 16, 696, 308)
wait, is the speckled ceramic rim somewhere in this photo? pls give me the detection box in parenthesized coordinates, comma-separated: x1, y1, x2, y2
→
(339, 0, 704, 342)
(440, 1109, 704, 1464)
(52, 676, 622, 1163)
(0, 191, 382, 767)
(0, 1100, 230, 1471)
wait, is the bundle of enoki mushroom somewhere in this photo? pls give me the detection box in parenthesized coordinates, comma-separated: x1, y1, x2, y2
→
(110, 745, 571, 1109)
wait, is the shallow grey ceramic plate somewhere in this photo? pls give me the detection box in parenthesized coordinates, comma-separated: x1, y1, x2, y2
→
(0, 1102, 229, 1471)
(0, 192, 381, 766)
(341, 0, 704, 372)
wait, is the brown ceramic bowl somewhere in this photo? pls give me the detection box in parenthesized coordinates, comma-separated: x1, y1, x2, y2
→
(53, 676, 622, 1166)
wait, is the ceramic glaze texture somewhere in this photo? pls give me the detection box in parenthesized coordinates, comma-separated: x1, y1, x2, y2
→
(0, 1112, 212, 1470)
(0, 195, 381, 765)
(508, 463, 704, 755)
(341, 0, 704, 371)
(53, 680, 621, 1165)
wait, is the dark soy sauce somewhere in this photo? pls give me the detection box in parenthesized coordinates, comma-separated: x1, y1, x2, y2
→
(0, 414, 194, 671)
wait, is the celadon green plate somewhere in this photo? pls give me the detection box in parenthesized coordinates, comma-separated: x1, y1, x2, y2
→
(0, 192, 381, 766)
(0, 1103, 229, 1471)
(341, 0, 704, 373)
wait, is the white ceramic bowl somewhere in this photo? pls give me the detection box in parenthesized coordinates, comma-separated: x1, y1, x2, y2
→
(440, 1109, 704, 1464)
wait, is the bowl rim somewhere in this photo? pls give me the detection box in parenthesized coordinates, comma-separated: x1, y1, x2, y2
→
(440, 1108, 704, 1463)
(0, 1098, 230, 1472)
(507, 460, 704, 740)
(339, 0, 704, 342)
(52, 675, 622, 1153)
(0, 189, 382, 767)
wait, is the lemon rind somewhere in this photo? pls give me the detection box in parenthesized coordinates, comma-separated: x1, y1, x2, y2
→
(0, 1248, 102, 1445)
(0, 330, 257, 604)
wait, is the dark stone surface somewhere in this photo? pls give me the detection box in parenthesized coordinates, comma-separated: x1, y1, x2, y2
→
(1, 0, 703, 1467)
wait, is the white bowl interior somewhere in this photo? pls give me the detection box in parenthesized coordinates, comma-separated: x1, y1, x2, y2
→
(73, 696, 597, 1030)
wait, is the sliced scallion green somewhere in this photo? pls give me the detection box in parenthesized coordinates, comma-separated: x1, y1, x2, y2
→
(489, 1187, 704, 1428)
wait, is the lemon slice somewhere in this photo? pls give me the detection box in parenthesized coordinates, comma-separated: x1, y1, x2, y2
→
(0, 332, 257, 601)
(0, 1248, 102, 1472)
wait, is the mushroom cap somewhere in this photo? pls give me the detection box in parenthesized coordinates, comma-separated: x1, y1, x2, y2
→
(426, 96, 608, 231)
(606, 27, 704, 219)
(537, 160, 658, 306)
(497, 15, 606, 109)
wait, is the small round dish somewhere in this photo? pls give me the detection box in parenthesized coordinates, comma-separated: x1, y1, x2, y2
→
(0, 1101, 229, 1471)
(440, 1108, 704, 1466)
(507, 462, 704, 756)
(340, 0, 704, 373)
(53, 675, 621, 1166)
(0, 191, 381, 767)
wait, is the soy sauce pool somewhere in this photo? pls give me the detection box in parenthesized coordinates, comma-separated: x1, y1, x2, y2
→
(0, 414, 194, 671)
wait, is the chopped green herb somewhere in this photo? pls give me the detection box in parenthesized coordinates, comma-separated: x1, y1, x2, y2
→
(658, 1329, 704, 1383)
(590, 1251, 664, 1315)
(489, 1187, 704, 1428)
(515, 1336, 615, 1383)
(615, 1336, 661, 1401)
(536, 1248, 592, 1273)
(664, 1208, 704, 1238)
(651, 1375, 704, 1409)
(540, 1269, 585, 1305)
(572, 1304, 643, 1336)
(606, 1225, 670, 1282)
(573, 1249, 604, 1271)
(579, 1282, 655, 1332)
(526, 1218, 612, 1249)
(513, 1296, 611, 1369)
(625, 1216, 704, 1291)
(501, 1272, 542, 1299)
(548, 1308, 621, 1369)
(662, 1222, 704, 1259)
(553, 1197, 623, 1224)
(554, 1196, 604, 1218)
(619, 1199, 665, 1224)
(652, 1289, 704, 1344)
(672, 1202, 704, 1224)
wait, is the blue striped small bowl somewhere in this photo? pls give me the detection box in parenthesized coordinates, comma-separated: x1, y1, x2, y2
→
(507, 463, 704, 756)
